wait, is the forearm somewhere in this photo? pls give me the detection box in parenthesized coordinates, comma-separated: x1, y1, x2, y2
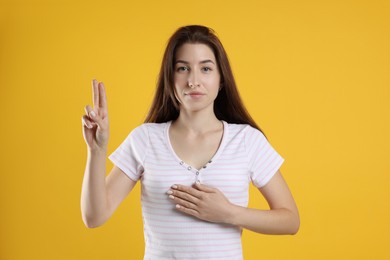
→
(80, 148, 108, 228)
(228, 205, 300, 235)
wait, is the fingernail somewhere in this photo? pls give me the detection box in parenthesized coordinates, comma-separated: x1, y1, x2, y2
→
(90, 111, 96, 117)
(167, 190, 173, 195)
(169, 195, 174, 199)
(176, 204, 181, 209)
(87, 123, 93, 129)
(172, 185, 178, 189)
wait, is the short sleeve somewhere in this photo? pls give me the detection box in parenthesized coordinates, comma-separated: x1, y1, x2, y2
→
(108, 125, 150, 182)
(245, 126, 284, 188)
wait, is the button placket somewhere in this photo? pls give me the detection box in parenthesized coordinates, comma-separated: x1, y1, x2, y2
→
(177, 158, 214, 184)
(195, 170, 200, 183)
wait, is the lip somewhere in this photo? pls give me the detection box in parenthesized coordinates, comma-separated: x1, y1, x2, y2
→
(185, 91, 205, 97)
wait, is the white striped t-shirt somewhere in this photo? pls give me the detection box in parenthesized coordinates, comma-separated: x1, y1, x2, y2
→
(109, 121, 284, 260)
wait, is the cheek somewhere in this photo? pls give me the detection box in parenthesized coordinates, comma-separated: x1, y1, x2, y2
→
(210, 76, 221, 91)
(174, 75, 187, 88)
(173, 77, 185, 103)
(174, 83, 184, 97)
(212, 71, 221, 84)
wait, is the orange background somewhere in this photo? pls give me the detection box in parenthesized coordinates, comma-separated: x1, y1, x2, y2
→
(1, 0, 389, 259)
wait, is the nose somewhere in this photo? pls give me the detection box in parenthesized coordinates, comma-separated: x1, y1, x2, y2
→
(188, 70, 200, 88)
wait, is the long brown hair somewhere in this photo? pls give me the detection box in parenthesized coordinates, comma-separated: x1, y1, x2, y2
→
(145, 25, 264, 134)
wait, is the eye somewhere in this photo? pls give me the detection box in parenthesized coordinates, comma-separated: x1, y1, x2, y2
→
(176, 66, 189, 72)
(202, 67, 212, 72)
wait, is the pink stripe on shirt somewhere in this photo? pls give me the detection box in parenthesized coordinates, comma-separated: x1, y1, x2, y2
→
(109, 121, 284, 260)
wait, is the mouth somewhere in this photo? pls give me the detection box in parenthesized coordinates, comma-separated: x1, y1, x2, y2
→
(185, 91, 205, 97)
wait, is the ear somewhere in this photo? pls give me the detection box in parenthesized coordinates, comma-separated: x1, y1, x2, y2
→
(219, 83, 224, 91)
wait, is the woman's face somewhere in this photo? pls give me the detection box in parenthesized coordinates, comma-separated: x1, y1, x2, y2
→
(173, 43, 221, 114)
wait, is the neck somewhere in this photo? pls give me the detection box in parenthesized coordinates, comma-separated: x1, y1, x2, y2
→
(173, 109, 221, 134)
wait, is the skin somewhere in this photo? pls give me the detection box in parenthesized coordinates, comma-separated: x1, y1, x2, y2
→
(169, 43, 223, 170)
(80, 44, 299, 235)
(167, 43, 300, 234)
(81, 80, 136, 228)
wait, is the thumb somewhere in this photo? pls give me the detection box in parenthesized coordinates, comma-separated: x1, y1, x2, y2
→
(194, 182, 215, 193)
(89, 110, 105, 130)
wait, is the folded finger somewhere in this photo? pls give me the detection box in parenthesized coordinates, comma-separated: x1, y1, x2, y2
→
(82, 115, 94, 129)
(84, 105, 104, 129)
(84, 105, 94, 118)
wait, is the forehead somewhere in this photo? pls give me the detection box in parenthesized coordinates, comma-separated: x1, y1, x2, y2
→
(175, 43, 216, 63)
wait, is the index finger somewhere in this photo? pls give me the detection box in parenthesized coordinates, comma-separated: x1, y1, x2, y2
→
(92, 79, 99, 109)
(172, 184, 202, 199)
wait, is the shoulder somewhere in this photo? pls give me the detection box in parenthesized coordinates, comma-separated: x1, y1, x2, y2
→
(128, 122, 169, 141)
(225, 123, 268, 156)
(225, 121, 265, 140)
(122, 122, 167, 150)
(131, 122, 168, 133)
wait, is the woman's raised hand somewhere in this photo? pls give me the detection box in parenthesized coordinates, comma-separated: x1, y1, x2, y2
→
(82, 79, 110, 151)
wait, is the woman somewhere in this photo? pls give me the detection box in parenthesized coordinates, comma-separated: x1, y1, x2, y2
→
(81, 25, 299, 259)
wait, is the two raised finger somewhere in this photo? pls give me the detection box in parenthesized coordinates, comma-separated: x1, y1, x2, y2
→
(82, 79, 107, 129)
(92, 79, 108, 115)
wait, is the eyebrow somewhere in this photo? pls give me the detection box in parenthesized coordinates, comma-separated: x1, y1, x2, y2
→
(175, 59, 216, 65)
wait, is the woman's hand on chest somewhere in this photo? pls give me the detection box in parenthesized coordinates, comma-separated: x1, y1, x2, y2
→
(167, 182, 236, 224)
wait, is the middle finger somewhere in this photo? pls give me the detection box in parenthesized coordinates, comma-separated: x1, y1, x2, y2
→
(170, 190, 199, 204)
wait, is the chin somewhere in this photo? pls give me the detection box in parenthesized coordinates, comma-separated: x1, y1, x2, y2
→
(180, 104, 212, 113)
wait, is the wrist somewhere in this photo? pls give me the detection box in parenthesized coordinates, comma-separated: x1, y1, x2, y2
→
(225, 204, 242, 226)
(88, 146, 107, 156)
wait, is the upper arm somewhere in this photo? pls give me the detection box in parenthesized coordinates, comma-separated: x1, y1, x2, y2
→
(259, 170, 299, 217)
(105, 165, 138, 216)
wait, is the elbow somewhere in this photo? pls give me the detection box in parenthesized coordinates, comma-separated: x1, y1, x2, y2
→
(83, 218, 104, 229)
(289, 221, 300, 235)
(83, 220, 102, 229)
(80, 203, 109, 228)
(288, 213, 300, 235)
(81, 213, 106, 229)
(276, 208, 300, 235)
